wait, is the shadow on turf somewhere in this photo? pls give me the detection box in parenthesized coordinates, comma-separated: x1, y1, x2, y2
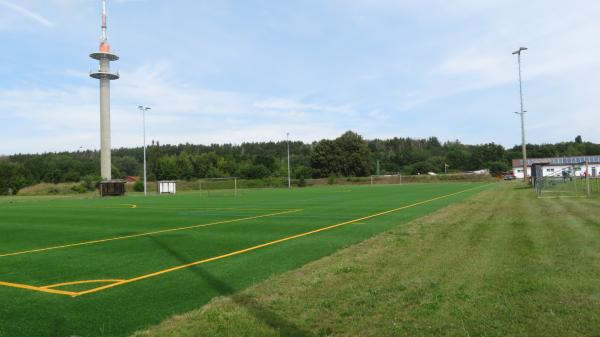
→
(149, 237, 316, 337)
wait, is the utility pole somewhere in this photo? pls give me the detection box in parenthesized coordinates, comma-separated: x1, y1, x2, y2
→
(513, 47, 528, 183)
(139, 106, 151, 196)
(287, 132, 291, 189)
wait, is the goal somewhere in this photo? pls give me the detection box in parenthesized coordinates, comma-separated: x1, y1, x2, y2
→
(535, 166, 599, 198)
(370, 174, 402, 185)
(196, 177, 238, 197)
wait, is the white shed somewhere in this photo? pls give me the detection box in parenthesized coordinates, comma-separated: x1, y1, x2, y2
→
(157, 181, 177, 194)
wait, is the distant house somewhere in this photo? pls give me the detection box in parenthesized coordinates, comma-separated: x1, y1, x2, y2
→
(512, 155, 600, 179)
(125, 176, 140, 183)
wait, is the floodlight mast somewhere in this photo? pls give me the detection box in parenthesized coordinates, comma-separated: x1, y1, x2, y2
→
(139, 106, 151, 196)
(287, 132, 291, 189)
(513, 47, 528, 183)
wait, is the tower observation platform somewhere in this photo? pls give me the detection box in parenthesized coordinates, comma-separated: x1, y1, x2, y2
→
(90, 0, 120, 183)
(90, 52, 120, 80)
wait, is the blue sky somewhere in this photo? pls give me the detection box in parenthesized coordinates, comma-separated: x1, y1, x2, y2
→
(0, 0, 599, 154)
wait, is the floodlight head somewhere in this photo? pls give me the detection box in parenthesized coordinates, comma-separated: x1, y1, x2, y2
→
(512, 47, 528, 55)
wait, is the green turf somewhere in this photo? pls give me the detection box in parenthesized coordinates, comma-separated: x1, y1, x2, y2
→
(134, 183, 600, 337)
(0, 183, 490, 337)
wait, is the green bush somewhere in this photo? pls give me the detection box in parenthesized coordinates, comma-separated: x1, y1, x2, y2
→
(47, 187, 60, 195)
(133, 180, 145, 192)
(70, 184, 87, 194)
(82, 175, 102, 191)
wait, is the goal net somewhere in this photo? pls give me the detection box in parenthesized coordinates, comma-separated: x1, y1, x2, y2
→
(535, 167, 599, 198)
(194, 177, 238, 197)
(370, 174, 402, 185)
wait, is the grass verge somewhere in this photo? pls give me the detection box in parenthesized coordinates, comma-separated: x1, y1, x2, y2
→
(132, 183, 600, 337)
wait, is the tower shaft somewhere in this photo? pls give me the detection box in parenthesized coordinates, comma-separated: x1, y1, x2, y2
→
(99, 60, 112, 180)
(90, 0, 119, 181)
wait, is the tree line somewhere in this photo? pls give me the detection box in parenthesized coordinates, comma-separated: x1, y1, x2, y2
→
(1, 132, 598, 195)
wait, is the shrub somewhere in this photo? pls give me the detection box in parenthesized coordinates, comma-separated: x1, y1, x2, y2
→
(70, 184, 87, 194)
(47, 187, 60, 195)
(82, 175, 102, 191)
(133, 180, 145, 192)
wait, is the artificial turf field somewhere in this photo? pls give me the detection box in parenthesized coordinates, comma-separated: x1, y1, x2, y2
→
(0, 182, 490, 337)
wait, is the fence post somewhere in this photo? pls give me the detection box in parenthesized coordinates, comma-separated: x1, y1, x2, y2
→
(586, 161, 591, 197)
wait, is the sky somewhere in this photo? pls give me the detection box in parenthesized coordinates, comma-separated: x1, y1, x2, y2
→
(0, 0, 599, 154)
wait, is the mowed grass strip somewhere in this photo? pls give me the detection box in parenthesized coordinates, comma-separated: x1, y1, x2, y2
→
(131, 184, 600, 337)
(0, 183, 486, 337)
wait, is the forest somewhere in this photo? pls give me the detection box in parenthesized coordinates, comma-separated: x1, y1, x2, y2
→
(1, 132, 598, 195)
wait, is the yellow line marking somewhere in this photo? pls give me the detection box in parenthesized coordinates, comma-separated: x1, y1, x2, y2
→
(73, 184, 488, 297)
(41, 279, 125, 290)
(0, 281, 76, 297)
(0, 209, 302, 258)
(140, 207, 301, 212)
(1, 202, 290, 212)
(0, 184, 489, 298)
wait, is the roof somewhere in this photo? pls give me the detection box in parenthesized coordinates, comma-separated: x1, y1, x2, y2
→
(512, 155, 600, 168)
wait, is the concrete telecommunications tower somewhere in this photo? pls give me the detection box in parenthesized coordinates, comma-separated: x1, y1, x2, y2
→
(90, 0, 119, 180)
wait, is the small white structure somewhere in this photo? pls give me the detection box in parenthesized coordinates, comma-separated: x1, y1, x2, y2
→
(157, 181, 177, 194)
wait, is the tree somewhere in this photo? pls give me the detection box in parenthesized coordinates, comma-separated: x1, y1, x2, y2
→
(2, 131, 600, 192)
(113, 156, 140, 177)
(239, 164, 270, 179)
(336, 131, 373, 177)
(0, 161, 27, 195)
(488, 161, 510, 176)
(311, 139, 342, 178)
(311, 131, 373, 178)
(176, 153, 194, 180)
(471, 143, 505, 169)
(133, 180, 144, 192)
(156, 156, 178, 180)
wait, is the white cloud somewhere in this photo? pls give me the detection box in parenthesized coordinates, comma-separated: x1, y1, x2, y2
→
(2, 0, 600, 154)
(0, 0, 53, 27)
(0, 62, 362, 154)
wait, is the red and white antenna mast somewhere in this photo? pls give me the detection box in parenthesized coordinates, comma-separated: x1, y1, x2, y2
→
(99, 0, 110, 52)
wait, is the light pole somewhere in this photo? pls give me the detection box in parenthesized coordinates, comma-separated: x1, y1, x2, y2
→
(512, 47, 528, 183)
(287, 132, 291, 189)
(138, 105, 151, 195)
